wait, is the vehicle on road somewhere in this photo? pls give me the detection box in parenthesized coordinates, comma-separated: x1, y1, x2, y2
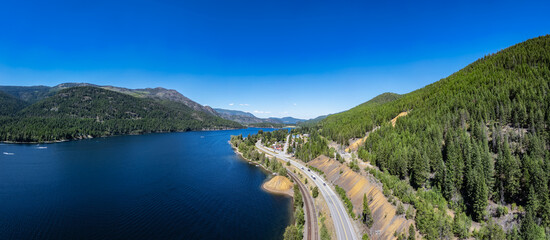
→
(255, 141, 358, 240)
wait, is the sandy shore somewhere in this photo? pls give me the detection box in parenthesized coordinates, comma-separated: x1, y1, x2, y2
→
(261, 176, 293, 197)
(230, 141, 293, 197)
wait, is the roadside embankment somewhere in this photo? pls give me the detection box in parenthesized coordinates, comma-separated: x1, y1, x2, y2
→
(309, 155, 414, 240)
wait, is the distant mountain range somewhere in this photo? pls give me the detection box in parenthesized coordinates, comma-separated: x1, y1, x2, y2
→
(0, 82, 316, 142)
(213, 108, 265, 124)
(213, 108, 307, 126)
(0, 83, 241, 142)
(267, 117, 305, 124)
(0, 83, 218, 115)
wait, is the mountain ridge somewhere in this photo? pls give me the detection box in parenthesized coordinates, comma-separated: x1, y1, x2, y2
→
(308, 35, 550, 239)
(213, 108, 308, 125)
(0, 83, 218, 116)
(0, 85, 242, 142)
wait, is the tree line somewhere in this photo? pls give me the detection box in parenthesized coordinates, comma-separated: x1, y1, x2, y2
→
(310, 35, 550, 239)
(0, 86, 242, 142)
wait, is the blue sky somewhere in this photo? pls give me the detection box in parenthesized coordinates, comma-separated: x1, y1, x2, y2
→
(1, 0, 549, 119)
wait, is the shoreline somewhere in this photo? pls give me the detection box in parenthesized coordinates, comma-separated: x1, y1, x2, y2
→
(261, 182, 293, 197)
(0, 127, 244, 144)
(230, 142, 294, 197)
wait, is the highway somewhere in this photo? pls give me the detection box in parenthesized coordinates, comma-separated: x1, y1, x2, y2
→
(256, 139, 358, 240)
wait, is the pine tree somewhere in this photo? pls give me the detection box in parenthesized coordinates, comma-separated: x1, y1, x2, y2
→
(473, 174, 488, 222)
(479, 141, 495, 197)
(444, 131, 464, 195)
(466, 160, 488, 222)
(434, 157, 446, 191)
(495, 139, 521, 203)
(410, 150, 429, 189)
(526, 186, 540, 213)
(520, 210, 547, 240)
(408, 224, 416, 240)
(540, 197, 550, 228)
(362, 193, 373, 228)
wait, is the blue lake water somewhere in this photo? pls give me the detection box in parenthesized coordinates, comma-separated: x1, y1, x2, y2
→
(0, 128, 292, 239)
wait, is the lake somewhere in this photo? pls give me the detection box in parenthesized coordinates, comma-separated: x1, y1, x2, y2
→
(0, 128, 292, 239)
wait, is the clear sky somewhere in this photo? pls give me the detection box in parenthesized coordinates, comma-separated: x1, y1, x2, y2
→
(1, 0, 549, 119)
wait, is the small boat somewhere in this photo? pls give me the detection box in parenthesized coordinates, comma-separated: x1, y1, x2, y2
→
(200, 136, 205, 138)
(37, 146, 48, 149)
(3, 152, 14, 155)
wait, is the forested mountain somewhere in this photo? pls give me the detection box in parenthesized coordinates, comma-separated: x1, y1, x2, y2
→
(317, 92, 402, 143)
(357, 92, 401, 107)
(102, 85, 219, 115)
(214, 108, 266, 124)
(214, 108, 306, 126)
(0, 85, 54, 103)
(0, 91, 27, 116)
(313, 35, 550, 238)
(297, 115, 328, 127)
(267, 117, 305, 124)
(300, 92, 400, 130)
(0, 83, 219, 115)
(0, 86, 241, 142)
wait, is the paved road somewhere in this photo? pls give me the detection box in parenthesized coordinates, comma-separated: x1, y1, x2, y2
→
(257, 140, 358, 240)
(287, 170, 319, 240)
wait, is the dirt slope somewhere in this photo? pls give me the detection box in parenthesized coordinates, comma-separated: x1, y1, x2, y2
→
(390, 111, 408, 127)
(309, 155, 413, 240)
(262, 176, 293, 196)
(345, 111, 409, 153)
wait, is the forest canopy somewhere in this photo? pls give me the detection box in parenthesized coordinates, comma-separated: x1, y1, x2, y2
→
(0, 86, 242, 142)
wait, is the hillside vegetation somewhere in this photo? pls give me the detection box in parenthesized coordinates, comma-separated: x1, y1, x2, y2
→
(0, 85, 54, 103)
(0, 83, 219, 115)
(318, 92, 402, 144)
(214, 108, 305, 126)
(0, 86, 241, 142)
(313, 35, 550, 239)
(0, 91, 27, 116)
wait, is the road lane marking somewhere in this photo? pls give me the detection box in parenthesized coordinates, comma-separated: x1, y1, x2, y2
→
(256, 143, 355, 240)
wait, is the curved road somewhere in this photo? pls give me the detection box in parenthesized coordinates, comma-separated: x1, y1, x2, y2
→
(257, 140, 358, 240)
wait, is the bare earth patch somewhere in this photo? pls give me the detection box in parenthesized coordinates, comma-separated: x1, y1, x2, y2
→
(262, 176, 294, 196)
(309, 155, 414, 240)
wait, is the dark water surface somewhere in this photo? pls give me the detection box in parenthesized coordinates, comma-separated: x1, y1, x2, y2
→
(0, 128, 292, 239)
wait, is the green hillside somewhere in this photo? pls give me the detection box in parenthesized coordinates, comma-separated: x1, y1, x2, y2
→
(315, 35, 550, 238)
(0, 85, 53, 103)
(0, 91, 28, 116)
(0, 86, 242, 142)
(357, 92, 401, 106)
(318, 92, 402, 143)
